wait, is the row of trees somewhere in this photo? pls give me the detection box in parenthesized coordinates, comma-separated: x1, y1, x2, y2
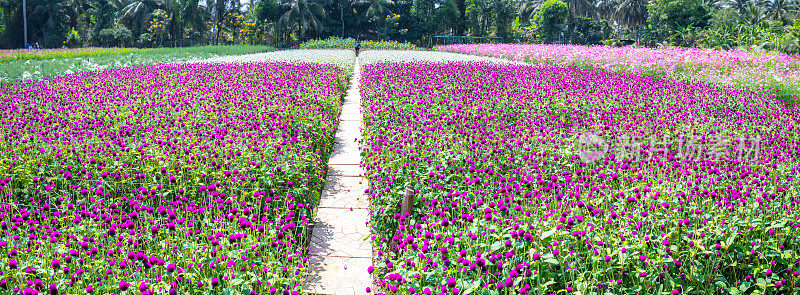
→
(0, 0, 798, 50)
(0, 0, 257, 48)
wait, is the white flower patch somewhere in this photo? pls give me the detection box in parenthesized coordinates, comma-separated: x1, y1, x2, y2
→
(200, 49, 356, 74)
(359, 50, 521, 65)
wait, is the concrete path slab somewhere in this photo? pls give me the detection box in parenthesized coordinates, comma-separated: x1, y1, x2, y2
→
(318, 175, 369, 209)
(305, 256, 373, 295)
(305, 57, 373, 295)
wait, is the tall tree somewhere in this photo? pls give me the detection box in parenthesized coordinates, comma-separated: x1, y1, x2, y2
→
(614, 0, 648, 39)
(742, 0, 765, 24)
(353, 0, 395, 28)
(119, 0, 164, 37)
(454, 0, 466, 34)
(594, 0, 617, 20)
(725, 0, 748, 16)
(29, 0, 72, 47)
(277, 0, 326, 43)
(87, 0, 119, 43)
(765, 0, 792, 21)
(518, 0, 542, 24)
(208, 0, 237, 44)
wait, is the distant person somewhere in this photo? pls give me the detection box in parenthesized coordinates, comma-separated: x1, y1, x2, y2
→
(35, 42, 40, 50)
(355, 40, 361, 56)
(26, 43, 32, 50)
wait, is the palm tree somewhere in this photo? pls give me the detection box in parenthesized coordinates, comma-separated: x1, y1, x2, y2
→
(336, 0, 349, 36)
(352, 0, 395, 26)
(167, 0, 205, 44)
(613, 0, 648, 41)
(764, 0, 792, 21)
(701, 0, 721, 8)
(83, 0, 119, 44)
(743, 0, 765, 25)
(277, 0, 326, 43)
(564, 0, 594, 17)
(517, 0, 542, 24)
(62, 0, 90, 37)
(594, 0, 617, 20)
(208, 0, 238, 44)
(29, 0, 72, 46)
(726, 0, 749, 16)
(563, 0, 595, 43)
(119, 0, 164, 37)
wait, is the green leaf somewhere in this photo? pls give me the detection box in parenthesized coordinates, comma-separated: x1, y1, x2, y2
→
(541, 227, 557, 240)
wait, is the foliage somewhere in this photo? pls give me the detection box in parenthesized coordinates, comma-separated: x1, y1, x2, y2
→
(98, 26, 134, 47)
(792, 18, 800, 38)
(648, 0, 713, 32)
(254, 0, 281, 24)
(145, 8, 172, 44)
(569, 16, 612, 45)
(64, 27, 82, 48)
(298, 36, 418, 50)
(534, 0, 568, 43)
(411, 0, 460, 40)
(277, 0, 327, 44)
(709, 7, 741, 30)
(0, 0, 798, 49)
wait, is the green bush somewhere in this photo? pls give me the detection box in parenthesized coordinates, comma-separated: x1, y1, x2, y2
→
(648, 0, 712, 31)
(297, 37, 417, 50)
(534, 0, 568, 43)
(791, 20, 800, 38)
(570, 17, 612, 45)
(99, 26, 133, 47)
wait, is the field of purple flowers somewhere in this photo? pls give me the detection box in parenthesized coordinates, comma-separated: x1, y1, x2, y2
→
(0, 61, 346, 295)
(436, 44, 800, 101)
(361, 61, 800, 295)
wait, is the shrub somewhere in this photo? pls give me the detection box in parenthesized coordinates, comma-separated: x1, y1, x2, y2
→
(534, 0, 568, 43)
(99, 26, 133, 47)
(297, 37, 417, 50)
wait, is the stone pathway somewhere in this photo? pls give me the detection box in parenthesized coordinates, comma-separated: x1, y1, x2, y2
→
(304, 57, 372, 295)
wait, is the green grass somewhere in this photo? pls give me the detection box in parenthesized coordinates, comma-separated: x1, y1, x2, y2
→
(0, 47, 139, 62)
(0, 45, 274, 86)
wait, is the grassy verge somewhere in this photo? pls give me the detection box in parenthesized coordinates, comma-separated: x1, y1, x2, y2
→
(0, 47, 139, 62)
(0, 45, 274, 85)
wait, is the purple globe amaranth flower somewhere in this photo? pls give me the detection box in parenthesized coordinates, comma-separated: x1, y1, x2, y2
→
(118, 281, 129, 291)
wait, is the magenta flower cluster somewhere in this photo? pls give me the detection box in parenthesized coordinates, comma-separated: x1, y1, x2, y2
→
(361, 61, 800, 294)
(436, 44, 800, 98)
(0, 61, 346, 294)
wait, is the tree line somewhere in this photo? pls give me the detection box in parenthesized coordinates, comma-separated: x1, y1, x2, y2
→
(0, 0, 798, 52)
